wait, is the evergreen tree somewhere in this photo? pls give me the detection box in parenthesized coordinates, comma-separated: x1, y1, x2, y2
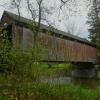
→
(87, 0, 100, 45)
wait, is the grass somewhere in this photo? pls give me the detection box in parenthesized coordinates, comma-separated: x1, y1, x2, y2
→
(1, 80, 100, 100)
(38, 63, 73, 77)
(0, 63, 100, 100)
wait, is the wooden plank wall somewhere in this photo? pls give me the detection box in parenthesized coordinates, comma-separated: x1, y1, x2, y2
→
(13, 25, 97, 63)
(39, 33, 97, 62)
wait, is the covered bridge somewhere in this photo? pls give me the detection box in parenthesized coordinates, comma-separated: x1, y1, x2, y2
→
(0, 11, 97, 65)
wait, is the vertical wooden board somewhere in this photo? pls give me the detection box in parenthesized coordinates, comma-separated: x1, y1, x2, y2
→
(94, 47, 97, 59)
(76, 42, 79, 61)
(57, 38, 60, 54)
(14, 25, 23, 47)
(82, 44, 84, 61)
(70, 41, 73, 60)
(93, 47, 95, 59)
(64, 39, 67, 60)
(85, 45, 87, 61)
(59, 38, 62, 53)
(23, 27, 33, 48)
(83, 44, 85, 62)
(55, 37, 58, 59)
(91, 47, 93, 58)
(87, 45, 89, 60)
(87, 45, 90, 60)
(72, 41, 75, 61)
(60, 38, 63, 53)
(89, 46, 92, 59)
(75, 42, 79, 61)
(86, 45, 88, 61)
(81, 44, 84, 61)
(45, 34, 49, 47)
(80, 43, 83, 61)
(77, 42, 80, 61)
(63, 38, 66, 61)
(73, 41, 76, 61)
(61, 39, 64, 59)
(67, 40, 70, 61)
(68, 40, 73, 61)
(87, 45, 91, 60)
(81, 44, 83, 61)
(84, 44, 86, 61)
(61, 39, 64, 60)
(78, 43, 81, 61)
(70, 41, 73, 61)
(68, 41, 71, 61)
(48, 34, 52, 49)
(57, 37, 61, 57)
(80, 44, 82, 61)
(55, 37, 58, 58)
(92, 47, 95, 59)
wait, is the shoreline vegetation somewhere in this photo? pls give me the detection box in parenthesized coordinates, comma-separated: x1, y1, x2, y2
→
(1, 65, 100, 100)
(1, 79, 100, 100)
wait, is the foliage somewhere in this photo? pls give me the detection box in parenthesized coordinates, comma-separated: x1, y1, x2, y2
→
(87, 0, 100, 44)
(1, 78, 100, 100)
(0, 26, 11, 74)
(0, 25, 44, 82)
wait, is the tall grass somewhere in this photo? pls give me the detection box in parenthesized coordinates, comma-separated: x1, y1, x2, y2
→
(1, 62, 100, 100)
(1, 78, 100, 100)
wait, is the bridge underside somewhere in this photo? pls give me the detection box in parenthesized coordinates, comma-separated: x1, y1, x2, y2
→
(72, 62, 96, 78)
(42, 61, 97, 78)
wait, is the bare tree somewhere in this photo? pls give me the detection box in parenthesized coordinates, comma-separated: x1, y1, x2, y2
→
(36, 0, 43, 31)
(11, 0, 22, 19)
(26, 0, 43, 43)
(60, 0, 75, 9)
(64, 20, 81, 36)
(8, 0, 88, 37)
(26, 0, 55, 40)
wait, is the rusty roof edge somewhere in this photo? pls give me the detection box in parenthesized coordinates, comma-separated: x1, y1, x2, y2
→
(3, 11, 96, 47)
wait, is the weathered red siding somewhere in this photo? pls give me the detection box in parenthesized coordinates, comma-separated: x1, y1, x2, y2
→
(1, 11, 97, 63)
(12, 25, 97, 63)
(39, 33, 97, 62)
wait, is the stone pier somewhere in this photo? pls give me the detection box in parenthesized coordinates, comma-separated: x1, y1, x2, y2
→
(72, 63, 96, 78)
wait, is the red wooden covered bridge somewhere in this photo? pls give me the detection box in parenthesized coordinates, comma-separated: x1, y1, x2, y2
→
(0, 11, 97, 77)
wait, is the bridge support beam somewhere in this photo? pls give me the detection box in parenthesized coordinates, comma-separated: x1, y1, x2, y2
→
(72, 63, 96, 78)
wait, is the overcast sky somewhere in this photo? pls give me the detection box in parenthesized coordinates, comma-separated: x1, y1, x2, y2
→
(0, 0, 90, 39)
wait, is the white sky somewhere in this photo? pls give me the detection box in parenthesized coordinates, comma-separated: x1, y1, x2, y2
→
(0, 0, 90, 39)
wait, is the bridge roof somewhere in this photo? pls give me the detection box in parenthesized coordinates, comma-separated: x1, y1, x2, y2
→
(1, 11, 96, 47)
